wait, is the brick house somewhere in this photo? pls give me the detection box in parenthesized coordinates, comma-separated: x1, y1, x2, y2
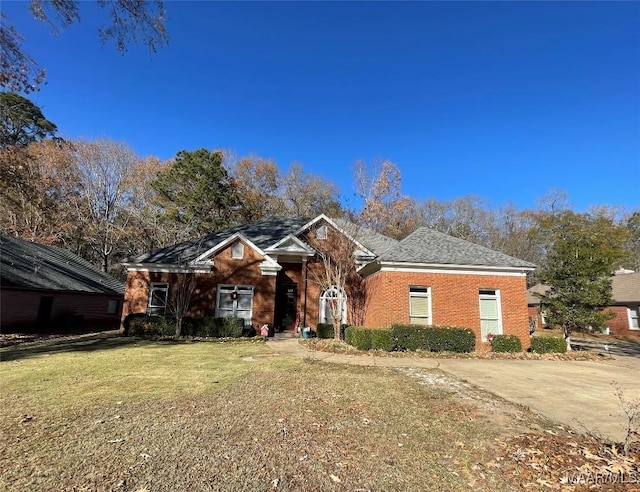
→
(122, 215, 536, 348)
(0, 233, 124, 332)
(528, 271, 640, 336)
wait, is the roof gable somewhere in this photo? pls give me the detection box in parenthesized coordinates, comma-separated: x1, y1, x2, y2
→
(1, 234, 124, 294)
(264, 234, 315, 256)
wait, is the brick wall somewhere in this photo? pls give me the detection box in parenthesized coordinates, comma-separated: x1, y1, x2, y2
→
(364, 270, 531, 350)
(122, 239, 279, 330)
(604, 306, 639, 336)
(527, 304, 640, 336)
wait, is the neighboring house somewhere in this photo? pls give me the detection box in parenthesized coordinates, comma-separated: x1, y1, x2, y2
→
(0, 234, 124, 332)
(123, 215, 536, 349)
(528, 271, 640, 335)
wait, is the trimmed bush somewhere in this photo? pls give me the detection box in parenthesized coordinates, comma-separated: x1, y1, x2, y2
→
(344, 326, 372, 350)
(218, 317, 244, 338)
(316, 323, 348, 339)
(390, 325, 476, 353)
(491, 334, 523, 353)
(127, 315, 175, 337)
(370, 328, 394, 351)
(126, 315, 243, 338)
(531, 335, 567, 354)
(316, 323, 334, 339)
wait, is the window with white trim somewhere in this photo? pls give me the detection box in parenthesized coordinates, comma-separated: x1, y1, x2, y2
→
(479, 289, 502, 341)
(629, 305, 639, 330)
(231, 242, 244, 259)
(148, 283, 169, 316)
(316, 225, 327, 240)
(217, 285, 253, 327)
(409, 286, 431, 325)
(540, 310, 547, 326)
(319, 285, 347, 324)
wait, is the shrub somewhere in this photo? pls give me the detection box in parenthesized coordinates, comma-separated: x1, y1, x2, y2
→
(531, 335, 567, 354)
(390, 325, 475, 353)
(218, 317, 243, 338)
(317, 323, 334, 339)
(491, 334, 523, 353)
(126, 315, 243, 338)
(344, 326, 372, 350)
(127, 315, 175, 337)
(316, 323, 348, 339)
(369, 328, 394, 351)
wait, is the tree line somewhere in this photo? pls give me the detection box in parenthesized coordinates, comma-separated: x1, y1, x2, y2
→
(1, 92, 639, 286)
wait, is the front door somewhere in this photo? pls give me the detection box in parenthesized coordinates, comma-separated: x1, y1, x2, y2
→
(274, 282, 297, 332)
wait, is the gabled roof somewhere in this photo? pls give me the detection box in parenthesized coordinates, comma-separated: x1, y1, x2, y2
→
(0, 233, 124, 295)
(528, 272, 640, 305)
(376, 227, 536, 269)
(264, 234, 315, 256)
(128, 217, 309, 264)
(127, 215, 535, 274)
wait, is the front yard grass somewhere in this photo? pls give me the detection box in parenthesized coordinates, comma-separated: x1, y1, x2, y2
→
(1, 338, 636, 491)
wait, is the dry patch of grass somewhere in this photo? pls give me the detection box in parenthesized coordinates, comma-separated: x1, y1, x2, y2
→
(1, 340, 637, 491)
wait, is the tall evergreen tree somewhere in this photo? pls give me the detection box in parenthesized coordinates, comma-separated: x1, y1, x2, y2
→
(537, 211, 629, 348)
(152, 149, 239, 238)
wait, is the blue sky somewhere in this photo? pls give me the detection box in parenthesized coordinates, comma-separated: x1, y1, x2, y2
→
(5, 1, 640, 212)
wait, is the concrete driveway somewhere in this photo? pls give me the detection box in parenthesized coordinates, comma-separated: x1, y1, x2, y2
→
(268, 338, 640, 443)
(436, 356, 640, 442)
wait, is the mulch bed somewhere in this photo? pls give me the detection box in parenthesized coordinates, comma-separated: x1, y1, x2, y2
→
(301, 339, 606, 361)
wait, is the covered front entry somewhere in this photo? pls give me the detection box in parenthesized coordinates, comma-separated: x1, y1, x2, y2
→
(274, 282, 297, 332)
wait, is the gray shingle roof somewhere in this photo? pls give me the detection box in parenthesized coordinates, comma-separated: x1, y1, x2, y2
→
(331, 218, 398, 256)
(376, 227, 536, 268)
(1, 234, 124, 294)
(528, 272, 640, 305)
(129, 217, 310, 264)
(611, 272, 640, 303)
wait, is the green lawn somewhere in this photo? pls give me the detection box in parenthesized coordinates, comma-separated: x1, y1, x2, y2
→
(1, 337, 634, 491)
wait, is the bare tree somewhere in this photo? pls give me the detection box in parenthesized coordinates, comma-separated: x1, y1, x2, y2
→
(73, 139, 142, 273)
(305, 217, 367, 340)
(167, 267, 196, 338)
(2, 1, 168, 93)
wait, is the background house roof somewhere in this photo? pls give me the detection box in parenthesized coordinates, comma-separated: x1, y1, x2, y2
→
(527, 283, 550, 305)
(528, 272, 640, 305)
(376, 227, 537, 269)
(611, 272, 640, 303)
(1, 234, 124, 294)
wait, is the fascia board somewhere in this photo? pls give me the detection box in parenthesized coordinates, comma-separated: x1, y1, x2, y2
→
(192, 232, 270, 264)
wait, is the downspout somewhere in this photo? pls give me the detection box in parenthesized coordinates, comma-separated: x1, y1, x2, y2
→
(303, 258, 308, 327)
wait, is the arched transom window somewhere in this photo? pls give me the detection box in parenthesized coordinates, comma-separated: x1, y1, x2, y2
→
(319, 285, 347, 324)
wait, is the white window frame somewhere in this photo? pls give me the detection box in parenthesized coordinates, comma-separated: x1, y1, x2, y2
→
(409, 286, 432, 325)
(148, 282, 169, 316)
(316, 225, 328, 240)
(540, 310, 547, 326)
(319, 285, 347, 324)
(216, 284, 253, 326)
(231, 242, 244, 259)
(479, 289, 503, 342)
(628, 304, 640, 330)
